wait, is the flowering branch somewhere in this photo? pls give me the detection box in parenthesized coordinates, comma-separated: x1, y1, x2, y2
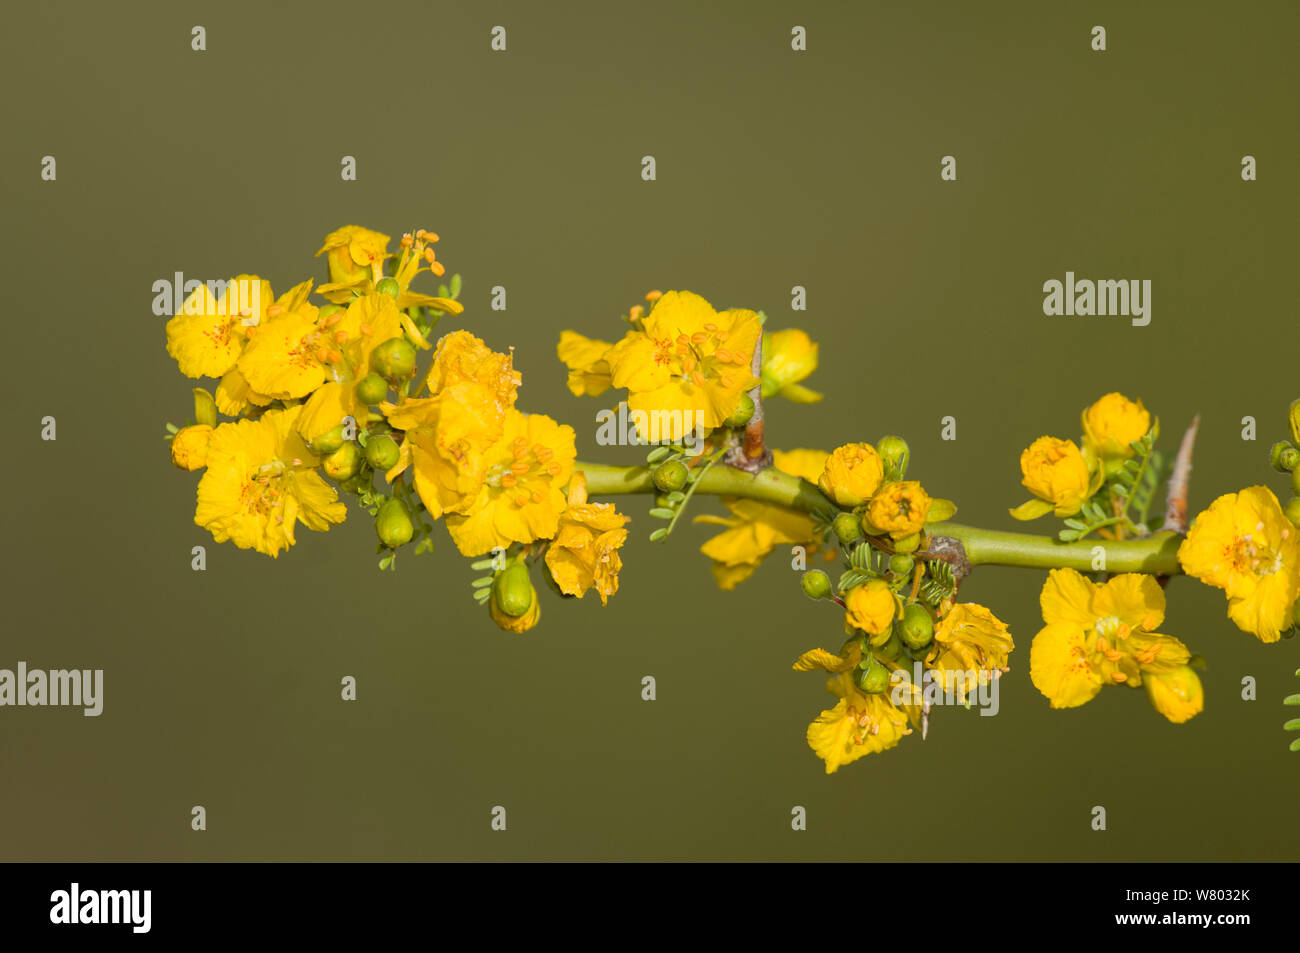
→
(578, 461, 1186, 576)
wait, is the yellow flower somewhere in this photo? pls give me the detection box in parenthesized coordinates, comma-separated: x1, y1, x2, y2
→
(545, 472, 630, 604)
(556, 330, 616, 397)
(926, 603, 1014, 700)
(1029, 568, 1197, 721)
(1143, 665, 1204, 724)
(164, 275, 273, 379)
(695, 448, 828, 589)
(865, 480, 932, 539)
(382, 334, 521, 520)
(194, 405, 347, 558)
(819, 442, 884, 507)
(1082, 392, 1150, 461)
(794, 643, 923, 773)
(170, 424, 212, 471)
(604, 290, 760, 441)
(1177, 485, 1300, 643)
(1010, 436, 1101, 519)
(844, 579, 898, 636)
(760, 328, 822, 404)
(315, 226, 390, 286)
(444, 410, 577, 556)
(295, 293, 406, 444)
(235, 300, 338, 400)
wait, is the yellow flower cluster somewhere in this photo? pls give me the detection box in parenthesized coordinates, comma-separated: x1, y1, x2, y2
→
(1010, 392, 1148, 520)
(165, 226, 629, 628)
(558, 289, 822, 442)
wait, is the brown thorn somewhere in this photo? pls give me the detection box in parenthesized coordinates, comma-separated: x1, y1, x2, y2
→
(1162, 414, 1200, 534)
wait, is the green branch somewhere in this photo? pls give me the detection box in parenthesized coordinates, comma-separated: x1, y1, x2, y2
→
(576, 461, 1185, 576)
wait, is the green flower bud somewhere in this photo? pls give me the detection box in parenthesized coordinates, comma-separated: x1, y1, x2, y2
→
(1290, 399, 1300, 447)
(1285, 497, 1300, 528)
(1283, 448, 1300, 473)
(1293, 599, 1300, 630)
(322, 441, 364, 481)
(371, 337, 418, 383)
(833, 512, 862, 545)
(492, 562, 534, 618)
(311, 424, 347, 456)
(653, 460, 689, 492)
(876, 628, 905, 661)
(892, 532, 922, 554)
(375, 498, 414, 548)
(193, 387, 218, 428)
(365, 434, 400, 471)
(889, 554, 915, 577)
(1270, 441, 1292, 472)
(856, 658, 891, 694)
(355, 373, 389, 406)
(375, 276, 401, 300)
(724, 393, 755, 428)
(898, 602, 935, 652)
(801, 569, 832, 600)
(877, 435, 910, 480)
(1292, 466, 1300, 496)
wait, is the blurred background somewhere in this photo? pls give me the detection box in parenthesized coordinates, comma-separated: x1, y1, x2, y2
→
(1, 0, 1297, 860)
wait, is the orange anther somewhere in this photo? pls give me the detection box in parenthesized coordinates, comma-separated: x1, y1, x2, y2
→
(511, 461, 530, 475)
(691, 332, 707, 345)
(267, 304, 284, 318)
(690, 372, 706, 387)
(501, 474, 517, 488)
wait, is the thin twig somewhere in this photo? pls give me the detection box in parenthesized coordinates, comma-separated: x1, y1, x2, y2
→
(1162, 415, 1200, 533)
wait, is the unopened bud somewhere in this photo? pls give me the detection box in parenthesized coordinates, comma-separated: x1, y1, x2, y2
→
(355, 373, 389, 406)
(876, 435, 910, 480)
(365, 434, 400, 471)
(375, 277, 401, 300)
(898, 602, 935, 651)
(801, 569, 831, 600)
(311, 424, 347, 456)
(856, 658, 891, 694)
(724, 393, 755, 428)
(833, 512, 862, 545)
(375, 498, 414, 547)
(492, 563, 534, 618)
(371, 336, 417, 382)
(1270, 441, 1293, 472)
(1284, 497, 1300, 528)
(889, 554, 915, 577)
(322, 441, 364, 481)
(653, 460, 689, 492)
(892, 532, 922, 554)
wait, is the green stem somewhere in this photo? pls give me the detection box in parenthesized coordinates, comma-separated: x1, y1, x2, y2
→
(576, 461, 1184, 576)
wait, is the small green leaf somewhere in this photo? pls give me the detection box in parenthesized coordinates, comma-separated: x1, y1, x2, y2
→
(470, 558, 497, 571)
(450, 273, 462, 298)
(1284, 693, 1300, 706)
(649, 508, 676, 520)
(1063, 518, 1087, 530)
(646, 447, 672, 464)
(1284, 718, 1300, 731)
(649, 528, 669, 542)
(1292, 737, 1300, 752)
(471, 576, 495, 589)
(1058, 528, 1081, 542)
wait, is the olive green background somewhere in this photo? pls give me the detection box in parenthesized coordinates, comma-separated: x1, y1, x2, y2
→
(2, 0, 1297, 861)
